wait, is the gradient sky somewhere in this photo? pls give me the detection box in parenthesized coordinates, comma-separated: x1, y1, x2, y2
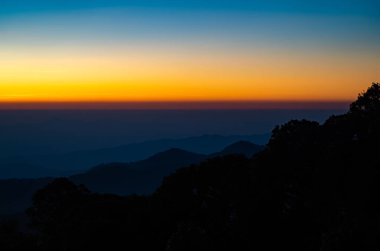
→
(0, 0, 379, 105)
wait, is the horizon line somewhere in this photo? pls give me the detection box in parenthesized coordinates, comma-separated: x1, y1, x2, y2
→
(0, 101, 351, 110)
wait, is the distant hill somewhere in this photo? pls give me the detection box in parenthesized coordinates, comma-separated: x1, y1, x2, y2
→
(212, 141, 265, 158)
(0, 140, 265, 215)
(71, 141, 265, 195)
(71, 149, 207, 195)
(0, 134, 270, 179)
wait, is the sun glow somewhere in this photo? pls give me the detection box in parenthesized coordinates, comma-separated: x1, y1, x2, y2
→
(0, 44, 377, 103)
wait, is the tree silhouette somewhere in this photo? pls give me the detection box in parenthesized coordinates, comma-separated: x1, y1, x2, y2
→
(268, 119, 320, 158)
(27, 178, 89, 233)
(349, 82, 380, 139)
(350, 83, 380, 114)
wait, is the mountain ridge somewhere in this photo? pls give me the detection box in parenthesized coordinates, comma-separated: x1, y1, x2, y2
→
(0, 140, 265, 215)
(0, 134, 269, 179)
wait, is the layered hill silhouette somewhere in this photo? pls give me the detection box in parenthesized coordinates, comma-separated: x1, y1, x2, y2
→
(0, 141, 264, 215)
(0, 134, 269, 179)
(72, 141, 264, 195)
(71, 148, 207, 195)
(1, 83, 379, 251)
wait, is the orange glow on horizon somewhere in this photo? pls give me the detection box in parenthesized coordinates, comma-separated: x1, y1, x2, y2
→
(0, 101, 350, 110)
(0, 45, 378, 104)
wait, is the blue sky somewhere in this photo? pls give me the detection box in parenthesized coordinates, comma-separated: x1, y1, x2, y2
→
(1, 0, 380, 15)
(2, 0, 378, 47)
(0, 0, 379, 103)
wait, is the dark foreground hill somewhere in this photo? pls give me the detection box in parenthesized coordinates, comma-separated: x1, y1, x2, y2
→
(71, 141, 263, 195)
(70, 148, 207, 195)
(0, 141, 263, 215)
(1, 83, 379, 251)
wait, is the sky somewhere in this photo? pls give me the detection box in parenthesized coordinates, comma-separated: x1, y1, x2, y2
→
(0, 0, 379, 106)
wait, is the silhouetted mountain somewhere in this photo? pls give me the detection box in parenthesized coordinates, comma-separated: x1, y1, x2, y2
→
(3, 83, 377, 251)
(0, 140, 264, 215)
(0, 134, 269, 179)
(71, 148, 207, 195)
(71, 142, 265, 195)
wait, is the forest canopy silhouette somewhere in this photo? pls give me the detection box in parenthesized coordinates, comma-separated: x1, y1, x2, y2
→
(1, 83, 380, 251)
